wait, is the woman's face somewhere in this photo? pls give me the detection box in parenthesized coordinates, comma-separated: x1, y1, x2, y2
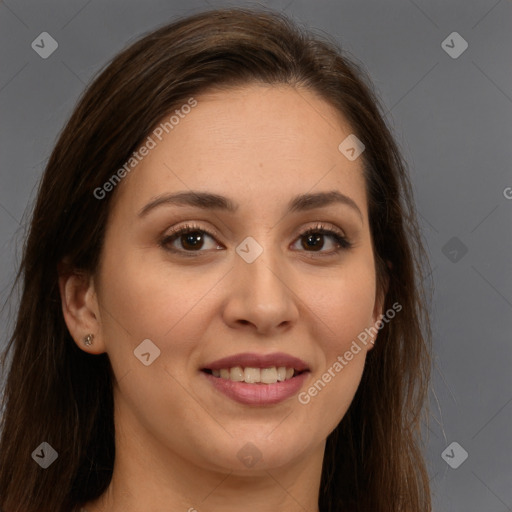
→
(91, 84, 384, 473)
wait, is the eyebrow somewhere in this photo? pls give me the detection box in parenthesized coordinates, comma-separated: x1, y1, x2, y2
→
(138, 190, 363, 221)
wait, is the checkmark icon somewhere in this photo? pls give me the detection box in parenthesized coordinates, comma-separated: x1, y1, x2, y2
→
(441, 32, 468, 59)
(442, 236, 468, 263)
(237, 442, 262, 468)
(338, 134, 365, 161)
(31, 32, 58, 59)
(134, 339, 161, 366)
(441, 441, 468, 469)
(31, 442, 58, 468)
(236, 236, 263, 263)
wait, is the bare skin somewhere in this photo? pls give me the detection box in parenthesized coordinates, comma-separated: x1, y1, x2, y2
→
(59, 84, 386, 512)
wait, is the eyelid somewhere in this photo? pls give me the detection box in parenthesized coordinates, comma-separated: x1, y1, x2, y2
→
(295, 223, 352, 252)
(160, 222, 223, 256)
(164, 222, 222, 242)
(163, 220, 346, 239)
(160, 221, 352, 255)
(299, 221, 346, 237)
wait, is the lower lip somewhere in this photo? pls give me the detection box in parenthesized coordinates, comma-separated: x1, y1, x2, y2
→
(202, 371, 309, 405)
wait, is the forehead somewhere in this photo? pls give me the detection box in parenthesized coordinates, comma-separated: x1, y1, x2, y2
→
(112, 84, 368, 220)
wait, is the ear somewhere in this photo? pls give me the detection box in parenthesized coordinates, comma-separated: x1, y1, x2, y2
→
(368, 262, 391, 350)
(57, 261, 105, 354)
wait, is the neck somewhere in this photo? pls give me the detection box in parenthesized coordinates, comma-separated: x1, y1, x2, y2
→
(85, 423, 324, 512)
(87, 462, 323, 512)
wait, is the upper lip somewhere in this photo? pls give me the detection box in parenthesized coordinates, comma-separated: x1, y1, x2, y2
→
(202, 352, 310, 372)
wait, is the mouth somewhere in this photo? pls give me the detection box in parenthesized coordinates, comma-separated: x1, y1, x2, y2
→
(202, 366, 308, 384)
(200, 352, 310, 405)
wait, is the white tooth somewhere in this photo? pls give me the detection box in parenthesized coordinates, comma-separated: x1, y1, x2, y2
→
(276, 367, 287, 382)
(212, 369, 220, 377)
(230, 366, 244, 381)
(244, 367, 261, 383)
(285, 368, 294, 380)
(220, 368, 230, 379)
(261, 367, 278, 384)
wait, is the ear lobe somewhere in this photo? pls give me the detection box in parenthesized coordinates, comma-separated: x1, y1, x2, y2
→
(57, 266, 105, 354)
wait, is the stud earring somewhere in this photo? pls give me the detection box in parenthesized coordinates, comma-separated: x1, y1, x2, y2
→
(83, 334, 94, 346)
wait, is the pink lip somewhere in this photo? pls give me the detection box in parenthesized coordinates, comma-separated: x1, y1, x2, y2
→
(201, 371, 309, 405)
(200, 352, 310, 406)
(202, 352, 310, 372)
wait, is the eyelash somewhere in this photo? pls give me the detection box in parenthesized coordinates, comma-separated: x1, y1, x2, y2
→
(160, 222, 353, 258)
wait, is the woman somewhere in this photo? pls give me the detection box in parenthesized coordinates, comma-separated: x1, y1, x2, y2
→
(0, 7, 432, 512)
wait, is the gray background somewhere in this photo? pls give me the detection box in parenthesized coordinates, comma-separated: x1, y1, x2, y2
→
(1, 0, 511, 510)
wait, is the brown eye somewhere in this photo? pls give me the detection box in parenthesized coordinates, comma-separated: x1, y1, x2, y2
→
(177, 231, 206, 251)
(301, 232, 325, 251)
(293, 225, 352, 255)
(161, 224, 223, 255)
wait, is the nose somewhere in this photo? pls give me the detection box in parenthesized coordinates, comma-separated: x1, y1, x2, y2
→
(221, 244, 300, 336)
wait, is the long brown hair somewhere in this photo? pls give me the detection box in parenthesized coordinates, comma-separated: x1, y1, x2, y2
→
(0, 7, 432, 511)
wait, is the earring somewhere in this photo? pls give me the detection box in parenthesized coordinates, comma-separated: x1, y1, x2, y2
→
(83, 334, 94, 346)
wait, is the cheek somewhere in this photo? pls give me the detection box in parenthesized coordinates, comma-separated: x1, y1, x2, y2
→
(298, 260, 377, 352)
(97, 250, 212, 426)
(100, 243, 214, 337)
(97, 243, 219, 382)
(294, 265, 375, 434)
